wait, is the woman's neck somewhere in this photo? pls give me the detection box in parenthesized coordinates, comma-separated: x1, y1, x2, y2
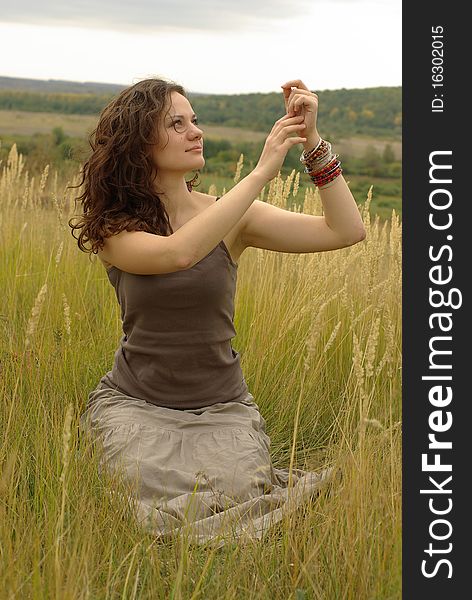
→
(153, 174, 199, 220)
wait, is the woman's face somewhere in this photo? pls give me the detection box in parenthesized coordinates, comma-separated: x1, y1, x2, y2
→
(152, 91, 205, 174)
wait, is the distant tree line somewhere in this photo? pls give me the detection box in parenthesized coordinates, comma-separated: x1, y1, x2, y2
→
(0, 86, 401, 139)
(189, 87, 401, 139)
(0, 91, 111, 115)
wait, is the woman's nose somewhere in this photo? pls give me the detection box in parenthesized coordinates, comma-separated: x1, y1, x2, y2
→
(189, 123, 203, 137)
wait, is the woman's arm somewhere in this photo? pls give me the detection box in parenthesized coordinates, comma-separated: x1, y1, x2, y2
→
(238, 80, 366, 254)
(314, 174, 367, 241)
(284, 79, 366, 241)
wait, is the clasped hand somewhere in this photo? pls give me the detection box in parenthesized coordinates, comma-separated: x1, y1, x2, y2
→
(281, 79, 320, 146)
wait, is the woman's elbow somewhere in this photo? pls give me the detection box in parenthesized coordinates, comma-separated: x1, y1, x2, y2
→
(345, 225, 367, 246)
(357, 225, 367, 242)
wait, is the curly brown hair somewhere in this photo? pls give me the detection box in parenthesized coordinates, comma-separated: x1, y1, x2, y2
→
(68, 77, 200, 259)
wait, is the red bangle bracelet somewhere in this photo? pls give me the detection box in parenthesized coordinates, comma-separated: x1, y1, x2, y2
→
(310, 167, 343, 188)
(309, 161, 342, 182)
(306, 155, 340, 178)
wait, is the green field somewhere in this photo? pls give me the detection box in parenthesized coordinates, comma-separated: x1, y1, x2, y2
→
(1, 154, 402, 599)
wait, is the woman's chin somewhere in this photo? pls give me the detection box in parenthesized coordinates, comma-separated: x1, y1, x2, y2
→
(194, 157, 205, 169)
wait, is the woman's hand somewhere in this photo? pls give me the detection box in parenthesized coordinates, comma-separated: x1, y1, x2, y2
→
(281, 80, 320, 149)
(253, 113, 307, 182)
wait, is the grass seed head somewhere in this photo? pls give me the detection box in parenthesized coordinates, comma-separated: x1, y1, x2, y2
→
(25, 282, 48, 349)
(233, 153, 244, 184)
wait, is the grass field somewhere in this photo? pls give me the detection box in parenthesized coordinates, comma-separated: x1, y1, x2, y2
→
(0, 108, 401, 159)
(0, 146, 401, 599)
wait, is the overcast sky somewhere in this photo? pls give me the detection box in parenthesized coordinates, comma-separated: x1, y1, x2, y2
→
(0, 0, 401, 94)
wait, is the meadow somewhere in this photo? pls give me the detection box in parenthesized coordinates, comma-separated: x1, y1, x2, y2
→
(0, 145, 401, 599)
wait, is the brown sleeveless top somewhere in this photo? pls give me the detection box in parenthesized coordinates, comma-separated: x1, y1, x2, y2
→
(99, 197, 249, 409)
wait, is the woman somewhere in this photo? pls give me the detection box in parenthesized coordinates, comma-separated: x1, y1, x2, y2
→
(71, 77, 366, 547)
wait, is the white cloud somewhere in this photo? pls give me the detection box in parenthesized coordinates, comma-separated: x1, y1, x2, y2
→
(0, 0, 401, 94)
(1, 0, 314, 33)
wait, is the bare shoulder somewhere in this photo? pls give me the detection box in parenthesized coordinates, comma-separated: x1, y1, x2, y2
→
(95, 195, 216, 271)
(97, 243, 113, 269)
(98, 256, 113, 270)
(97, 232, 123, 269)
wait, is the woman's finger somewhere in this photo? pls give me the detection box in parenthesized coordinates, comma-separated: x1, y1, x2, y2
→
(288, 93, 317, 115)
(281, 79, 310, 91)
(273, 115, 305, 131)
(281, 85, 293, 108)
(287, 89, 317, 104)
(286, 87, 314, 95)
(275, 112, 305, 123)
(286, 90, 317, 114)
(278, 123, 306, 136)
(283, 135, 307, 148)
(282, 84, 308, 110)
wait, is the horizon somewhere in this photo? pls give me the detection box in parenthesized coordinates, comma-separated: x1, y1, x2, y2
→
(0, 74, 402, 97)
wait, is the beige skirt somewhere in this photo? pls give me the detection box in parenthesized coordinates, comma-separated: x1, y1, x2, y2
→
(79, 382, 334, 548)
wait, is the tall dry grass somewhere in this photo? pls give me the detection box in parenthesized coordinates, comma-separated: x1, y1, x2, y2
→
(0, 144, 401, 599)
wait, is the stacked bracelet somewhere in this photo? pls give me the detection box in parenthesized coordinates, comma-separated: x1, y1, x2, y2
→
(300, 138, 342, 189)
(300, 137, 327, 161)
(309, 158, 342, 188)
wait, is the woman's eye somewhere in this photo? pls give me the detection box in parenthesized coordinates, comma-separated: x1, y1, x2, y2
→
(170, 117, 199, 131)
